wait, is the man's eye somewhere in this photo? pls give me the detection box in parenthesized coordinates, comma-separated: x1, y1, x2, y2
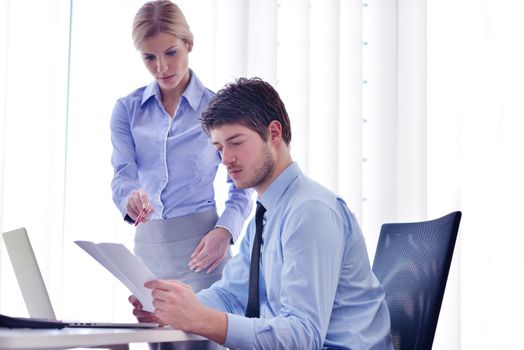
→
(232, 141, 243, 146)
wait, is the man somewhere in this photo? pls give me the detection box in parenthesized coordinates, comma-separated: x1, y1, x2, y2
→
(134, 77, 393, 349)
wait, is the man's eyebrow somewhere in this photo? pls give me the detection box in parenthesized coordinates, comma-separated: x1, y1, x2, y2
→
(212, 133, 245, 146)
(225, 133, 245, 142)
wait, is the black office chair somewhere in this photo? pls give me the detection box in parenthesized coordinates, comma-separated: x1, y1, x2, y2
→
(372, 211, 461, 350)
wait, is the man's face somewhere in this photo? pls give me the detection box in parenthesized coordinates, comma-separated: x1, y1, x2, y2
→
(210, 123, 275, 193)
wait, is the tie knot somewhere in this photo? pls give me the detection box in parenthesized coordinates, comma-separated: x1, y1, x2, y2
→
(256, 202, 266, 219)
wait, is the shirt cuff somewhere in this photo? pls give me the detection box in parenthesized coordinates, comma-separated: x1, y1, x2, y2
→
(123, 214, 134, 224)
(216, 208, 244, 243)
(224, 313, 256, 349)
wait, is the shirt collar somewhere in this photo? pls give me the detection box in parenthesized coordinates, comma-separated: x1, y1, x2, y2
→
(258, 162, 301, 215)
(140, 69, 205, 112)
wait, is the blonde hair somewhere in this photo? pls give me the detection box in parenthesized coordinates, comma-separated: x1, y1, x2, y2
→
(132, 0, 193, 51)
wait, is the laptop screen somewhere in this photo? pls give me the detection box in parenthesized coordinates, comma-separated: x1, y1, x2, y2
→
(2, 227, 56, 320)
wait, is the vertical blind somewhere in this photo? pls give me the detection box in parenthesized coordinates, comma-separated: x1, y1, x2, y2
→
(428, 0, 524, 348)
(0, 0, 367, 326)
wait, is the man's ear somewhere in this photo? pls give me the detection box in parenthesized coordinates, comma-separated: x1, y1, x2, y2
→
(268, 120, 283, 145)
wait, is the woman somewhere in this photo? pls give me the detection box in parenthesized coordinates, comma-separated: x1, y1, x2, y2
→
(110, 1, 252, 348)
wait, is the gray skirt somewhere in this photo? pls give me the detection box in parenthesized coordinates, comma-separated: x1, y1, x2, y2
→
(134, 208, 229, 350)
(134, 208, 231, 292)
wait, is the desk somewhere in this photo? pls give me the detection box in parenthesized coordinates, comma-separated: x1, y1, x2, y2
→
(0, 327, 205, 350)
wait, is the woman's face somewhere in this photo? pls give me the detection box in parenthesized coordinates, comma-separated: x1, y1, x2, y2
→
(139, 32, 190, 93)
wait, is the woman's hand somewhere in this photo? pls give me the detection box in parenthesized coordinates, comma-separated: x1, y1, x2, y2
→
(126, 189, 154, 224)
(128, 295, 164, 325)
(189, 227, 231, 274)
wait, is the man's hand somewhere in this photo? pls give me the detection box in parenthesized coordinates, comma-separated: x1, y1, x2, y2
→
(128, 295, 164, 325)
(189, 227, 231, 273)
(145, 279, 227, 344)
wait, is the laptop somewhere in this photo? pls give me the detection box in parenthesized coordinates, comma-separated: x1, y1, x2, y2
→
(2, 227, 158, 328)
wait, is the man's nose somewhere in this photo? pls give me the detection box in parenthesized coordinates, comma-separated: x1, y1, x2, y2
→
(221, 147, 236, 165)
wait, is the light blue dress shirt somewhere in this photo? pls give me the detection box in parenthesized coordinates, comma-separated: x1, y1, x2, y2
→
(110, 70, 253, 241)
(198, 162, 393, 349)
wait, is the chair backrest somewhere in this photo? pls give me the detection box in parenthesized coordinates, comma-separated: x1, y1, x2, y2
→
(372, 211, 461, 350)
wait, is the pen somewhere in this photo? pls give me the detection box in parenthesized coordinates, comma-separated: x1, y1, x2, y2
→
(134, 203, 150, 226)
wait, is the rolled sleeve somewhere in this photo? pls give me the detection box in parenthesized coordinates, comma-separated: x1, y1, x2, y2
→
(218, 180, 253, 242)
(216, 206, 245, 242)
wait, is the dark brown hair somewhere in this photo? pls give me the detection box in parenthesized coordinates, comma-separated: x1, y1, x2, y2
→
(201, 77, 292, 146)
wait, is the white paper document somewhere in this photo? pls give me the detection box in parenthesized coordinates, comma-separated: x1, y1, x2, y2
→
(75, 240, 156, 312)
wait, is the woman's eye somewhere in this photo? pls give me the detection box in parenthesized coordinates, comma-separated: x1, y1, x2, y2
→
(166, 50, 177, 56)
(143, 55, 155, 61)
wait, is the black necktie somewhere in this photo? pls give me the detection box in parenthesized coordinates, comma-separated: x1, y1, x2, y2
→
(245, 202, 266, 318)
